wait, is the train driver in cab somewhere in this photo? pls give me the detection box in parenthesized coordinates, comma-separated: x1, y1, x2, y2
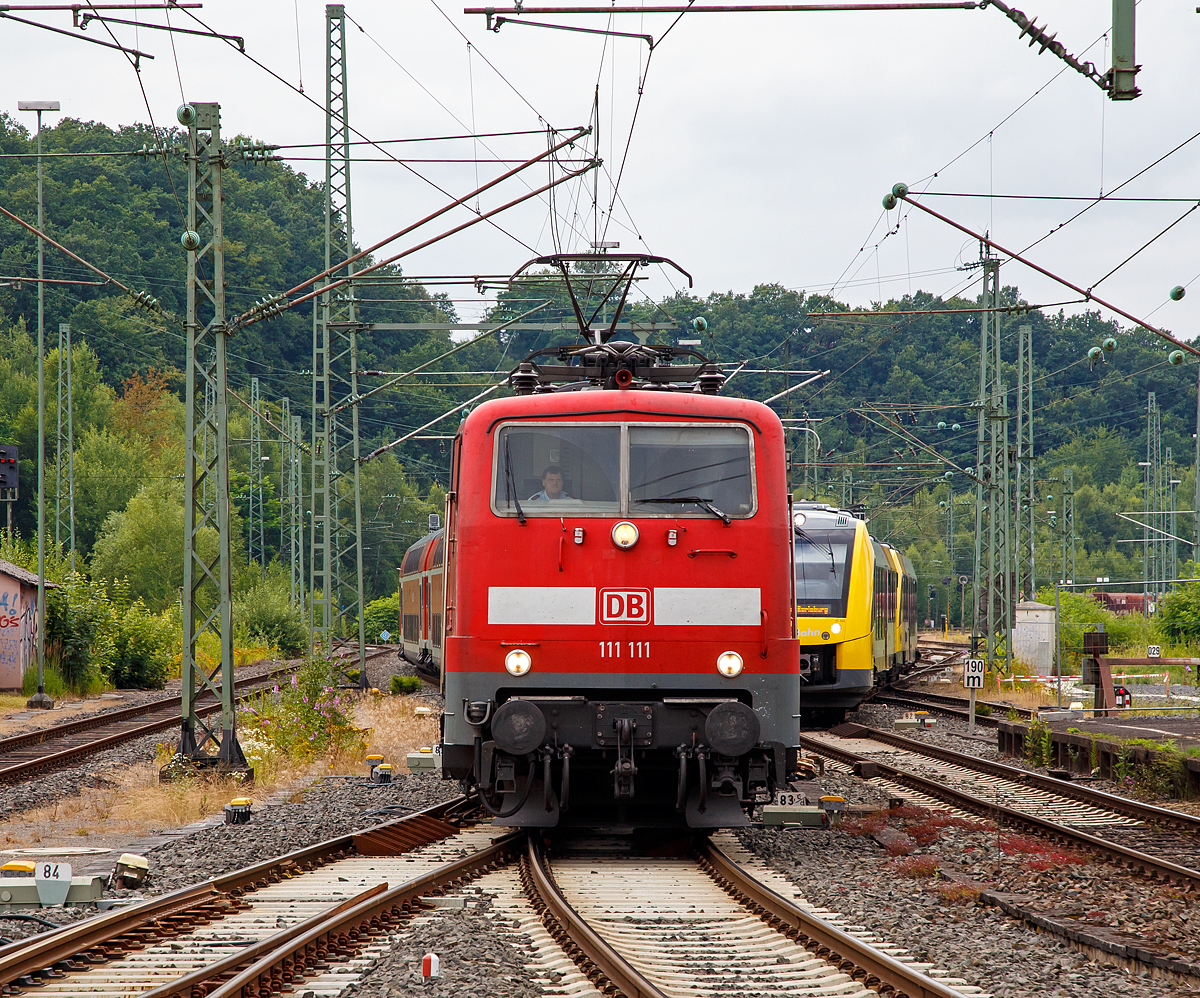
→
(529, 464, 572, 501)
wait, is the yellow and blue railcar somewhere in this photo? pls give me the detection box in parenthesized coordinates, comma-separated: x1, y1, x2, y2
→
(793, 504, 919, 722)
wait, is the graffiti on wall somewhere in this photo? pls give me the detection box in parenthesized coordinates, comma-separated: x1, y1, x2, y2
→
(0, 579, 31, 688)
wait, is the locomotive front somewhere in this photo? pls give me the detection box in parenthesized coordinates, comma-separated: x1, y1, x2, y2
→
(438, 344, 799, 828)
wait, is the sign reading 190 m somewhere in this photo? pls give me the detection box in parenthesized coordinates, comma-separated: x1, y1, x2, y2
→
(964, 658, 986, 689)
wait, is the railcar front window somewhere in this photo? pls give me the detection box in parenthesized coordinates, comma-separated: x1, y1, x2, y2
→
(494, 425, 621, 516)
(628, 426, 754, 516)
(794, 530, 853, 611)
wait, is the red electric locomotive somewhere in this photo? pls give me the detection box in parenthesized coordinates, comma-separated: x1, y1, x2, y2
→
(401, 323, 802, 828)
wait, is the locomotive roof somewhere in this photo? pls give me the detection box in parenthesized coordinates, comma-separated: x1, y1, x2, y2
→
(461, 389, 783, 436)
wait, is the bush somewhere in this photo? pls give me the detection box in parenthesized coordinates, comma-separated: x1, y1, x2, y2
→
(239, 659, 367, 761)
(233, 577, 307, 658)
(391, 675, 423, 695)
(44, 575, 114, 691)
(363, 593, 399, 643)
(1158, 582, 1200, 642)
(109, 601, 173, 689)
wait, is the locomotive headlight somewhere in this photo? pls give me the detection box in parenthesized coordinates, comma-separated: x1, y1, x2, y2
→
(504, 649, 532, 676)
(792, 512, 807, 531)
(716, 651, 744, 678)
(611, 521, 639, 549)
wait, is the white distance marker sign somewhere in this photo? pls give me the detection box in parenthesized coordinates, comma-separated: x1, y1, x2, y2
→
(35, 861, 72, 906)
(963, 658, 986, 690)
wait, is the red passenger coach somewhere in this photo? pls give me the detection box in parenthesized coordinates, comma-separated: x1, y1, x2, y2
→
(423, 337, 801, 828)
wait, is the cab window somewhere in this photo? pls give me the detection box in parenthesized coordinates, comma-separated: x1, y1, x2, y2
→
(494, 425, 621, 516)
(629, 425, 753, 516)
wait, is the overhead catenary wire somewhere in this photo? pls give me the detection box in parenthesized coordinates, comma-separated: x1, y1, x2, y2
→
(898, 192, 1200, 357)
(236, 129, 591, 319)
(237, 156, 598, 329)
(169, 6, 548, 256)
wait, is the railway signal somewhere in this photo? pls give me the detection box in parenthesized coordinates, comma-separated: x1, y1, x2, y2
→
(0, 446, 17, 490)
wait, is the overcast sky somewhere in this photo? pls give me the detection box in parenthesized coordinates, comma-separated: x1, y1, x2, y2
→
(2, 0, 1198, 335)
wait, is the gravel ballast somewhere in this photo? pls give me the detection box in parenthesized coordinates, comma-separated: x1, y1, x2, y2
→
(143, 772, 461, 892)
(353, 901, 543, 998)
(738, 823, 1195, 997)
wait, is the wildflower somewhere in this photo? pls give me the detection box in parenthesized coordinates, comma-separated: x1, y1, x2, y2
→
(302, 695, 309, 704)
(291, 674, 299, 687)
(273, 685, 280, 694)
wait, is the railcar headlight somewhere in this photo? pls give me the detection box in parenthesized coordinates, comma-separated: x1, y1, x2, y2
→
(611, 521, 639, 549)
(716, 651, 744, 678)
(792, 512, 806, 530)
(504, 649, 532, 676)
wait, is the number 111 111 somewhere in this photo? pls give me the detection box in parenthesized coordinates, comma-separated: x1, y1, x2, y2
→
(599, 642, 650, 658)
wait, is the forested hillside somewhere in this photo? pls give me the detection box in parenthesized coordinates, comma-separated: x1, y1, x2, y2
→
(2, 114, 1197, 637)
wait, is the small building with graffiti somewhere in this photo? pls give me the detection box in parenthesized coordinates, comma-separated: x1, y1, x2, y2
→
(0, 559, 54, 691)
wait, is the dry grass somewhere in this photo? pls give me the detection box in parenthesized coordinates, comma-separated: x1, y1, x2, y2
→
(354, 694, 440, 768)
(0, 691, 439, 855)
(0, 760, 300, 852)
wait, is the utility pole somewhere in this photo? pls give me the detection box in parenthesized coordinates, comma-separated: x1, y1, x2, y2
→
(1194, 365, 1200, 564)
(55, 322, 75, 573)
(1060, 467, 1075, 586)
(945, 490, 954, 568)
(1144, 393, 1163, 598)
(280, 396, 291, 590)
(311, 3, 368, 685)
(971, 245, 1013, 675)
(292, 413, 306, 612)
(1167, 448, 1179, 584)
(248, 377, 265, 568)
(19, 100, 58, 711)
(177, 101, 247, 775)
(1014, 323, 1033, 599)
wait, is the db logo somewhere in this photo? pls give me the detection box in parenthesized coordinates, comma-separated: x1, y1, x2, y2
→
(599, 588, 652, 625)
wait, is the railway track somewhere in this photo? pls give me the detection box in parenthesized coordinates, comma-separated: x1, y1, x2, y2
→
(0, 647, 396, 784)
(0, 796, 497, 995)
(801, 724, 1200, 892)
(523, 831, 986, 998)
(868, 690, 1034, 727)
(0, 798, 993, 998)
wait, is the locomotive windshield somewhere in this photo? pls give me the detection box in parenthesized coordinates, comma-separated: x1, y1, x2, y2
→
(629, 426, 753, 516)
(495, 425, 622, 514)
(493, 422, 755, 518)
(794, 528, 854, 613)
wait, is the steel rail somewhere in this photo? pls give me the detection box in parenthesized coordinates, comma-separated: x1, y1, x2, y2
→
(0, 666, 296, 783)
(0, 664, 290, 755)
(0, 647, 396, 782)
(0, 884, 231, 987)
(799, 734, 1200, 891)
(697, 839, 967, 998)
(0, 796, 476, 988)
(868, 692, 1029, 727)
(885, 687, 1031, 719)
(524, 836, 668, 998)
(847, 724, 1200, 830)
(138, 884, 390, 998)
(207, 837, 520, 998)
(870, 692, 998, 726)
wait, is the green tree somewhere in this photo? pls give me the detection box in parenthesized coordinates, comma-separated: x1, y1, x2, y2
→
(91, 481, 220, 612)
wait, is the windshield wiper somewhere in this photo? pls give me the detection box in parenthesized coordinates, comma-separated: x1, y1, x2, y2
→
(796, 526, 836, 573)
(503, 436, 526, 525)
(635, 495, 730, 525)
